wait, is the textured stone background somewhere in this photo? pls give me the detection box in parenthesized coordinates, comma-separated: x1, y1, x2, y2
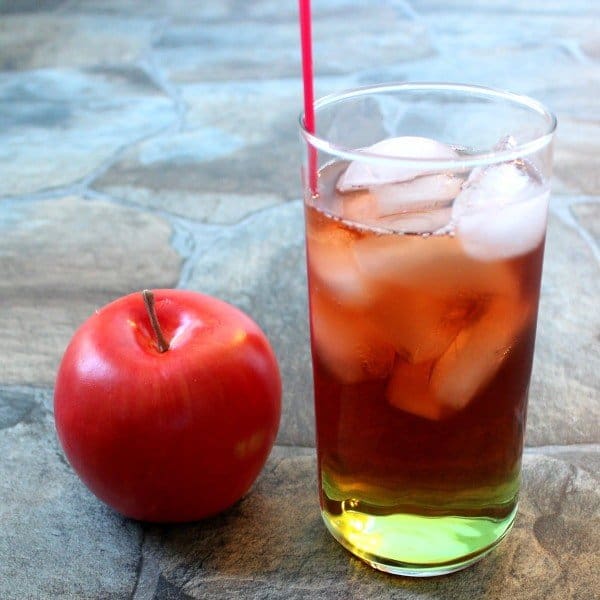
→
(0, 0, 598, 598)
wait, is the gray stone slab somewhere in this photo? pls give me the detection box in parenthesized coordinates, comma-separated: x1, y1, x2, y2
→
(183, 201, 313, 448)
(411, 11, 600, 124)
(129, 445, 599, 599)
(0, 13, 154, 71)
(420, 11, 598, 54)
(527, 208, 600, 446)
(55, 0, 414, 26)
(553, 120, 600, 196)
(0, 195, 181, 386)
(0, 385, 41, 430)
(0, 387, 141, 600)
(0, 68, 176, 197)
(101, 186, 284, 224)
(61, 0, 419, 22)
(357, 45, 598, 108)
(414, 0, 600, 13)
(0, 0, 66, 13)
(93, 79, 310, 201)
(56, 0, 234, 20)
(150, 3, 431, 82)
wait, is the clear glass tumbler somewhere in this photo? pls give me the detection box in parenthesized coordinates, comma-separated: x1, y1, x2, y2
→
(300, 83, 556, 576)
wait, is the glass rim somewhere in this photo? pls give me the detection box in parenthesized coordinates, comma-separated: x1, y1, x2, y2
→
(299, 82, 557, 169)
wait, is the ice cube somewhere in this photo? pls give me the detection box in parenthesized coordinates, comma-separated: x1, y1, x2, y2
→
(454, 162, 538, 214)
(364, 289, 472, 364)
(310, 290, 395, 385)
(377, 206, 452, 234)
(342, 189, 379, 224)
(386, 290, 532, 420)
(306, 217, 369, 307)
(353, 233, 516, 297)
(342, 188, 454, 233)
(371, 173, 462, 215)
(452, 161, 549, 261)
(337, 136, 459, 191)
(336, 137, 462, 225)
(386, 359, 447, 420)
(352, 231, 523, 369)
(430, 293, 533, 410)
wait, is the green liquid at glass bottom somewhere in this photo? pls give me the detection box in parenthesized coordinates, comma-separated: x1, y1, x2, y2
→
(320, 480, 519, 576)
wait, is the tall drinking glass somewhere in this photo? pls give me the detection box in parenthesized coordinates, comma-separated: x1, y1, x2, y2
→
(300, 83, 555, 576)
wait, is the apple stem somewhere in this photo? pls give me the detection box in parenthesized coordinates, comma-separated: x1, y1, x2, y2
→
(142, 290, 170, 353)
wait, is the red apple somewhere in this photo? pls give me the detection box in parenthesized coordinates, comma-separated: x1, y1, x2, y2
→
(54, 289, 281, 523)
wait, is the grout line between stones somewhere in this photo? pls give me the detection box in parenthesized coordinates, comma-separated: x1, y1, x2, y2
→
(393, 0, 420, 21)
(137, 18, 188, 132)
(558, 39, 596, 66)
(0, 118, 181, 206)
(130, 528, 147, 600)
(550, 194, 600, 263)
(0, 384, 53, 394)
(524, 443, 600, 454)
(173, 198, 303, 289)
(79, 111, 181, 191)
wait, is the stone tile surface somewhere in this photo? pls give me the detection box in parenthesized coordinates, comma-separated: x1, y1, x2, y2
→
(0, 0, 599, 598)
(582, 37, 600, 61)
(571, 200, 600, 244)
(94, 79, 308, 202)
(0, 68, 176, 197)
(526, 209, 600, 446)
(0, 13, 154, 71)
(151, 6, 431, 83)
(416, 0, 600, 13)
(5, 439, 592, 600)
(101, 186, 283, 224)
(553, 120, 600, 196)
(0, 388, 141, 599)
(0, 0, 67, 13)
(119, 447, 600, 600)
(0, 195, 181, 386)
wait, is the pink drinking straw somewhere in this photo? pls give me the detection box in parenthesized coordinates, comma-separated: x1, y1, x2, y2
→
(298, 0, 318, 195)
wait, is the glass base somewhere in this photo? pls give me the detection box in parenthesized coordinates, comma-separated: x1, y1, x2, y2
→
(322, 504, 517, 577)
